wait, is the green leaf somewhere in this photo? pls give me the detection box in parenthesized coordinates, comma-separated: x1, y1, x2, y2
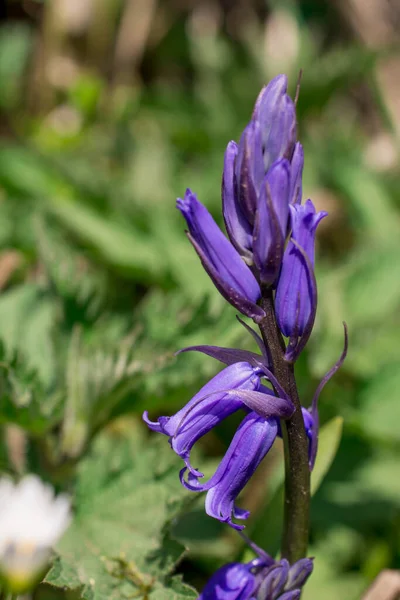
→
(0, 345, 62, 434)
(0, 284, 57, 385)
(45, 431, 196, 599)
(311, 416, 344, 496)
(151, 576, 197, 599)
(357, 366, 400, 442)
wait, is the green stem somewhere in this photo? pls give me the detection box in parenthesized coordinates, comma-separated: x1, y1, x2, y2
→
(258, 292, 310, 563)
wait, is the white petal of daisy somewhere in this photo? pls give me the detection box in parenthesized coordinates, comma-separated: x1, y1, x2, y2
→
(0, 475, 71, 593)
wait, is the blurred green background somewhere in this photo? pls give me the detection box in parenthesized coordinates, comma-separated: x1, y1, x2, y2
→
(0, 0, 400, 598)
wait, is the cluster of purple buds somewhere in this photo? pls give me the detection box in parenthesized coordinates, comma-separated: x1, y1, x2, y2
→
(178, 75, 327, 361)
(199, 547, 313, 600)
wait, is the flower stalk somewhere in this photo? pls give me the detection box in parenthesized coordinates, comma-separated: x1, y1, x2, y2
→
(258, 293, 310, 562)
(144, 73, 347, 597)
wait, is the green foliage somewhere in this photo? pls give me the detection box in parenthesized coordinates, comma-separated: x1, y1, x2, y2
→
(0, 1, 398, 597)
(45, 429, 197, 599)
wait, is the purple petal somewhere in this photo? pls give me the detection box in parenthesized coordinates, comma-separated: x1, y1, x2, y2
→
(253, 183, 283, 286)
(256, 560, 289, 599)
(222, 141, 253, 260)
(182, 413, 278, 529)
(283, 237, 318, 362)
(253, 160, 290, 286)
(286, 558, 314, 590)
(235, 122, 264, 224)
(253, 75, 297, 171)
(266, 159, 291, 235)
(218, 388, 294, 420)
(276, 200, 327, 338)
(279, 591, 301, 600)
(143, 362, 260, 473)
(199, 562, 256, 600)
(177, 190, 265, 321)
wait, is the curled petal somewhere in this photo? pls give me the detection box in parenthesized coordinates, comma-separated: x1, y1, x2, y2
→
(177, 190, 265, 321)
(182, 413, 278, 529)
(143, 362, 260, 474)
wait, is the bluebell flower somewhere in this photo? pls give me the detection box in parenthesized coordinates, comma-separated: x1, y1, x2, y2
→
(144, 362, 262, 476)
(198, 561, 258, 600)
(198, 551, 313, 599)
(181, 412, 279, 529)
(179, 339, 316, 468)
(144, 361, 294, 529)
(177, 189, 265, 322)
(275, 199, 327, 361)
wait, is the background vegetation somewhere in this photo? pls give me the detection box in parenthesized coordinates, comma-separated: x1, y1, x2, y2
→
(0, 0, 399, 598)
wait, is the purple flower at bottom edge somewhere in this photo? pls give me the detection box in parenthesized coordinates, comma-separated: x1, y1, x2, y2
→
(177, 189, 265, 322)
(198, 554, 313, 600)
(181, 412, 279, 530)
(199, 562, 257, 600)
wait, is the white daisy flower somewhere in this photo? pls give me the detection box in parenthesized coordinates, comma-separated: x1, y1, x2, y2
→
(0, 475, 71, 593)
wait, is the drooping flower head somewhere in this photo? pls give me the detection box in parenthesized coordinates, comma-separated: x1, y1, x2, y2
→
(144, 360, 295, 529)
(0, 475, 71, 593)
